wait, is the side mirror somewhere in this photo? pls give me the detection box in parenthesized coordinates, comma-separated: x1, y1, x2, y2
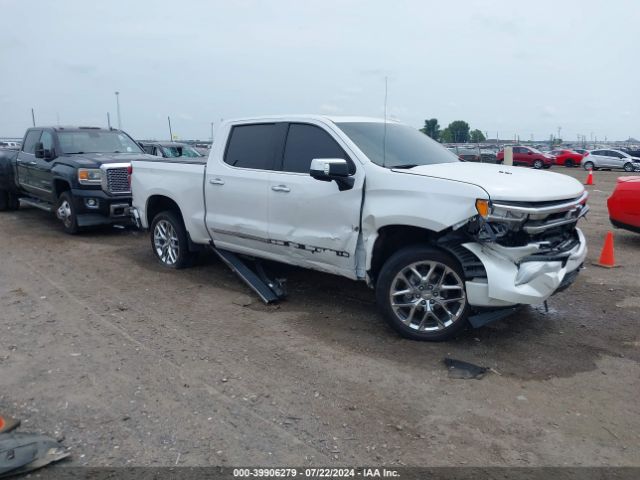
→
(35, 142, 55, 160)
(34, 142, 44, 159)
(310, 158, 354, 191)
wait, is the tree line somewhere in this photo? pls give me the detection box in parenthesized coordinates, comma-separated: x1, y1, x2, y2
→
(420, 118, 486, 143)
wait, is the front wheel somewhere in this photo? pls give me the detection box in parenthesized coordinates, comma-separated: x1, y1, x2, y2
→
(150, 210, 192, 269)
(533, 159, 544, 169)
(56, 192, 79, 234)
(583, 161, 595, 171)
(565, 159, 574, 168)
(376, 246, 470, 341)
(623, 162, 634, 172)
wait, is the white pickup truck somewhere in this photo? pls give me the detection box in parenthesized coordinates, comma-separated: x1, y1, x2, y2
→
(130, 115, 588, 341)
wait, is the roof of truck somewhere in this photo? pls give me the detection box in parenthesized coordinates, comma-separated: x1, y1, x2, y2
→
(26, 126, 121, 132)
(223, 115, 398, 124)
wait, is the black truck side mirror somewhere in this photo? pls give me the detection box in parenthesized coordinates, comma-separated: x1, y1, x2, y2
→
(34, 142, 55, 160)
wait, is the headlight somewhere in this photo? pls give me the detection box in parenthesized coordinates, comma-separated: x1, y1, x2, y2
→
(475, 199, 492, 218)
(78, 168, 102, 185)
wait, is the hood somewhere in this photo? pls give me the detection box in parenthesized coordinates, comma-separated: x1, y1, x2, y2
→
(59, 152, 154, 167)
(392, 162, 585, 202)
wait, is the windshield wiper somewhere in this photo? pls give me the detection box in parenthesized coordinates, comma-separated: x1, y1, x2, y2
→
(391, 164, 419, 169)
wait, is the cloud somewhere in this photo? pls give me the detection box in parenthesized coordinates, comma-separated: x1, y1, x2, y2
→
(319, 104, 342, 113)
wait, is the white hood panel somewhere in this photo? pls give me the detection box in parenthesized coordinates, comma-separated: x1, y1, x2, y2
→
(393, 163, 585, 202)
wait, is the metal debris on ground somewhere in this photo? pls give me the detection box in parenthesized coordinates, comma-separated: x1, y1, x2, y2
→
(444, 357, 490, 379)
(0, 432, 69, 478)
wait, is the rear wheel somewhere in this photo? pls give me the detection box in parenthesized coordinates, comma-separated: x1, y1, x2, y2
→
(533, 159, 544, 169)
(565, 159, 574, 168)
(583, 161, 595, 171)
(376, 246, 470, 341)
(623, 162, 634, 172)
(56, 192, 79, 234)
(150, 210, 192, 269)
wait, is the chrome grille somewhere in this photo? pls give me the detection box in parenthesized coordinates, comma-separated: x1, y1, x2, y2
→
(105, 167, 130, 194)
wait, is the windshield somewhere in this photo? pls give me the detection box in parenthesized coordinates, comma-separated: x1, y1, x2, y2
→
(161, 145, 202, 158)
(337, 122, 459, 168)
(58, 130, 143, 154)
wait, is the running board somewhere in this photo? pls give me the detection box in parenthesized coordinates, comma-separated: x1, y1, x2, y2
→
(19, 197, 53, 212)
(212, 247, 286, 304)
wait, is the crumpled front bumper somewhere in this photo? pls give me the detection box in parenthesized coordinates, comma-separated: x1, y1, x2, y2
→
(462, 228, 587, 307)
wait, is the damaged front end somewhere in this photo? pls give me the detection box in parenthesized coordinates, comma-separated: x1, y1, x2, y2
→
(446, 192, 589, 308)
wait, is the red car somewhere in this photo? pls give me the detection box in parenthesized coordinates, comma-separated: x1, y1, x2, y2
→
(496, 146, 553, 169)
(550, 149, 584, 168)
(607, 177, 640, 233)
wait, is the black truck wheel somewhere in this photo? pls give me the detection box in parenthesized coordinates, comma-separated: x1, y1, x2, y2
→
(0, 190, 7, 211)
(376, 246, 470, 341)
(150, 210, 192, 269)
(56, 192, 79, 234)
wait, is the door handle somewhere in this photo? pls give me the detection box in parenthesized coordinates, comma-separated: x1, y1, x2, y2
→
(209, 178, 225, 185)
(28, 161, 37, 165)
(271, 185, 290, 193)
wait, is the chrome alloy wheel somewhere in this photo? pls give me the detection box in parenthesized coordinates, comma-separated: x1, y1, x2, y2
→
(56, 200, 73, 228)
(153, 220, 179, 265)
(389, 261, 466, 332)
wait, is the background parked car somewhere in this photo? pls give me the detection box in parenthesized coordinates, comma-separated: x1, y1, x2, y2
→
(447, 146, 500, 163)
(550, 149, 584, 168)
(573, 148, 590, 156)
(581, 149, 640, 172)
(608, 177, 640, 233)
(139, 142, 204, 159)
(496, 146, 553, 169)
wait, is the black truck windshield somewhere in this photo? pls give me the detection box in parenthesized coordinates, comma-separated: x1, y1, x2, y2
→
(337, 122, 459, 168)
(58, 130, 143, 154)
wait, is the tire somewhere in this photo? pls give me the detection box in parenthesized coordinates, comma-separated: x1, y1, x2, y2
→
(565, 159, 574, 168)
(150, 210, 192, 269)
(375, 246, 470, 341)
(55, 192, 79, 234)
(623, 162, 634, 172)
(583, 161, 595, 171)
(6, 193, 19, 210)
(533, 159, 544, 169)
(0, 190, 7, 211)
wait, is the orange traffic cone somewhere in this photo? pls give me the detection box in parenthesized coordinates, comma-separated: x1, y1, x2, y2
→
(596, 231, 617, 268)
(585, 169, 594, 186)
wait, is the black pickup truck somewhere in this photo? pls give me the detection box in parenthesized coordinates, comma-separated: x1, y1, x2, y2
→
(0, 126, 154, 233)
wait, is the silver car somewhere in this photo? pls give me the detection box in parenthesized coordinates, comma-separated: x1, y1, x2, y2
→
(581, 149, 640, 172)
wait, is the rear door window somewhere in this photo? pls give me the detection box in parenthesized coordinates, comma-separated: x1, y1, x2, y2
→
(224, 124, 278, 170)
(281, 123, 353, 174)
(22, 130, 42, 154)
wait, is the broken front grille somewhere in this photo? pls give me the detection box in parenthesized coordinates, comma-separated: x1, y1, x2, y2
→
(477, 192, 589, 247)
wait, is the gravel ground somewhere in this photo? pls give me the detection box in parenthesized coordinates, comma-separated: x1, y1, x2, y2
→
(0, 166, 639, 468)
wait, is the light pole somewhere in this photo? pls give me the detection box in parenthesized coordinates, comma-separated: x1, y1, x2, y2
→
(115, 91, 122, 130)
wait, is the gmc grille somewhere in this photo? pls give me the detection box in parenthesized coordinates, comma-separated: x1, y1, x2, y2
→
(105, 167, 130, 194)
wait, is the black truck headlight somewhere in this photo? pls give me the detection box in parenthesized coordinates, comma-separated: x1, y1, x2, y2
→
(78, 168, 102, 185)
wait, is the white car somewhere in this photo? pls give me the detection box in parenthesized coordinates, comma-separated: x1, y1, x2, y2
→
(582, 149, 640, 172)
(130, 115, 588, 341)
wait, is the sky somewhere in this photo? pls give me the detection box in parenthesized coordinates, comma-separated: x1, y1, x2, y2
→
(1, 0, 638, 141)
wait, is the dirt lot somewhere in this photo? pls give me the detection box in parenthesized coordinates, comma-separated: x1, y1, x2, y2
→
(1, 167, 639, 468)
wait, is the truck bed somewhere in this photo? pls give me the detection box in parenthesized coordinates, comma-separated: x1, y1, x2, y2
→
(131, 158, 209, 243)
